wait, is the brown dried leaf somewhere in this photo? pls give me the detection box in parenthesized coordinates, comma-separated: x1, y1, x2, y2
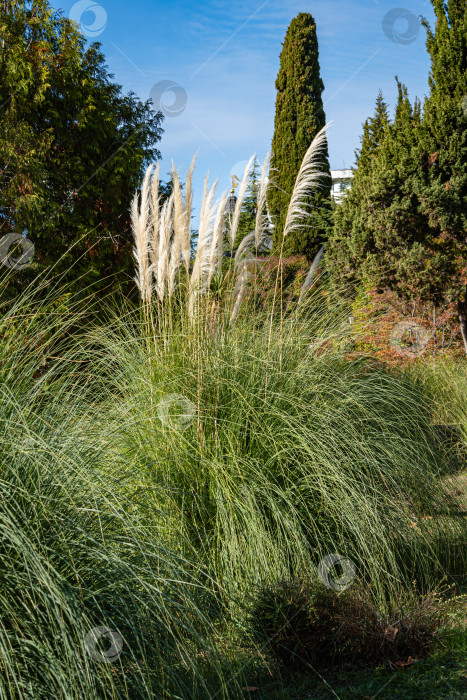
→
(394, 655, 415, 667)
(383, 625, 399, 642)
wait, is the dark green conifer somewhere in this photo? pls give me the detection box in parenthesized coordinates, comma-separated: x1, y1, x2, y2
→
(268, 13, 331, 259)
(329, 0, 467, 352)
(234, 160, 260, 250)
(327, 91, 390, 289)
(417, 0, 467, 350)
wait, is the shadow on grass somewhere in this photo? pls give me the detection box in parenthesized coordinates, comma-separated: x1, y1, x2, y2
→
(228, 634, 466, 699)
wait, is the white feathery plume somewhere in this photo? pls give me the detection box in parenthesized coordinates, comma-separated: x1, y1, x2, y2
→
(231, 226, 272, 324)
(148, 162, 161, 280)
(182, 154, 197, 271)
(234, 227, 272, 271)
(168, 230, 182, 297)
(131, 192, 145, 299)
(189, 172, 209, 296)
(254, 151, 271, 250)
(171, 164, 185, 243)
(229, 258, 263, 326)
(234, 231, 256, 270)
(131, 163, 154, 303)
(200, 181, 220, 292)
(189, 174, 218, 318)
(217, 194, 229, 280)
(230, 262, 250, 326)
(169, 164, 185, 294)
(282, 124, 331, 239)
(230, 267, 249, 325)
(299, 245, 325, 303)
(228, 155, 255, 250)
(156, 194, 174, 302)
(208, 190, 228, 289)
(191, 174, 218, 290)
(229, 153, 270, 321)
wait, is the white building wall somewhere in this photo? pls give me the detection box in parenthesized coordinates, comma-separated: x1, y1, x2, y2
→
(331, 169, 353, 204)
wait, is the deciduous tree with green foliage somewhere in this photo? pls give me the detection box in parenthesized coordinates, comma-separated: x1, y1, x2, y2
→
(268, 12, 331, 259)
(0, 0, 164, 297)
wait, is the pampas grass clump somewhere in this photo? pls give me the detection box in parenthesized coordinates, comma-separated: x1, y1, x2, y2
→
(122, 126, 466, 610)
(83, 292, 466, 612)
(131, 126, 332, 324)
(0, 281, 240, 699)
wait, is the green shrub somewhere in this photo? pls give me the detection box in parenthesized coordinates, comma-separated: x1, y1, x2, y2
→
(247, 578, 447, 671)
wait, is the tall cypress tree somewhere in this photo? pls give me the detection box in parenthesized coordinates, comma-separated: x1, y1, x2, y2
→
(268, 13, 331, 259)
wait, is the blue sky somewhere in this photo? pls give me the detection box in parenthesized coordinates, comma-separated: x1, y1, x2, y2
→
(51, 0, 435, 211)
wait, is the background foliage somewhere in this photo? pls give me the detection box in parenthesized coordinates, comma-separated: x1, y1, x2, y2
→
(0, 0, 164, 298)
(328, 0, 467, 352)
